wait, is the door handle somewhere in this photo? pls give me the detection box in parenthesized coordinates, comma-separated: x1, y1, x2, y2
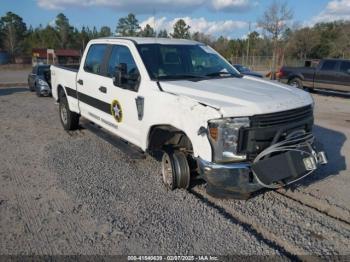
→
(99, 86, 107, 93)
(77, 79, 83, 85)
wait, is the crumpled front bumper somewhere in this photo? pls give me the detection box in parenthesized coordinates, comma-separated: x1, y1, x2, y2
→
(197, 159, 261, 199)
(197, 145, 327, 199)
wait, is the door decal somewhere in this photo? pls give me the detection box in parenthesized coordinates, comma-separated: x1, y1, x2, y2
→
(111, 99, 123, 123)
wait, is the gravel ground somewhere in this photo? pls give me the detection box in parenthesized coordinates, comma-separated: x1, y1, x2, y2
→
(0, 86, 349, 258)
(276, 93, 350, 223)
(0, 69, 30, 84)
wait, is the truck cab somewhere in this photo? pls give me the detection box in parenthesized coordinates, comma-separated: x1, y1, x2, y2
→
(51, 37, 327, 199)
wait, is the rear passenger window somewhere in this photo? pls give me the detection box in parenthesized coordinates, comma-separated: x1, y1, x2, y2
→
(340, 61, 350, 73)
(320, 61, 337, 71)
(84, 44, 107, 74)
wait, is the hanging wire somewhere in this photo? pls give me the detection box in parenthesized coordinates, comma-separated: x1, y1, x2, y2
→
(251, 132, 317, 189)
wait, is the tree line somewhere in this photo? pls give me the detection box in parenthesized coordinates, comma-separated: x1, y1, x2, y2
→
(0, 2, 349, 66)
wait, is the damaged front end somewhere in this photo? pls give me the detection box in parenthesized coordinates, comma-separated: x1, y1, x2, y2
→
(197, 105, 328, 199)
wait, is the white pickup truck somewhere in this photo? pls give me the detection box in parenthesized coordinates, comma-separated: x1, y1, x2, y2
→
(51, 37, 327, 199)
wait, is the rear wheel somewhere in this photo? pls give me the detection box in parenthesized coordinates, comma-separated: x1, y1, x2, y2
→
(288, 77, 303, 89)
(28, 82, 35, 92)
(59, 95, 80, 130)
(162, 149, 190, 190)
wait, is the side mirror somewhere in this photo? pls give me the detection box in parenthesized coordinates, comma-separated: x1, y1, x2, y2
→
(113, 63, 127, 87)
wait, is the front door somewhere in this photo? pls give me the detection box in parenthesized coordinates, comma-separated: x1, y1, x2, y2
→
(97, 44, 142, 146)
(314, 60, 340, 90)
(337, 60, 350, 92)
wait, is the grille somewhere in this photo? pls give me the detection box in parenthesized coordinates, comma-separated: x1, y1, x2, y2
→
(250, 105, 313, 128)
(238, 105, 314, 160)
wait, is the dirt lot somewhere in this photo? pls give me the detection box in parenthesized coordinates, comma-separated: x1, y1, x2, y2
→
(0, 85, 349, 258)
(0, 68, 31, 85)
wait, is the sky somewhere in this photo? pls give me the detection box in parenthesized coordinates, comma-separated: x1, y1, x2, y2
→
(1, 0, 350, 38)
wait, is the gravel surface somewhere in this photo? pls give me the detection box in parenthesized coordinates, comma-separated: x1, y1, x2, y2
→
(0, 86, 349, 257)
(277, 93, 350, 223)
(0, 69, 30, 84)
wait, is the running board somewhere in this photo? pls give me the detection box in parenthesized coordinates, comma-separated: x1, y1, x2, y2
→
(81, 120, 146, 160)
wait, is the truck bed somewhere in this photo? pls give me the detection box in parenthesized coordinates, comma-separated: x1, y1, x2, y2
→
(50, 64, 79, 102)
(54, 64, 80, 72)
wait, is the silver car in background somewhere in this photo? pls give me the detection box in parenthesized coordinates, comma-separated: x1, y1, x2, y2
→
(28, 65, 51, 96)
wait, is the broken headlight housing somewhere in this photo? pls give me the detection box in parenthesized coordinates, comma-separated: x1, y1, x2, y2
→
(208, 117, 250, 163)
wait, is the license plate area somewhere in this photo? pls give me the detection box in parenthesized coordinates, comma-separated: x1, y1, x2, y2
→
(251, 151, 310, 185)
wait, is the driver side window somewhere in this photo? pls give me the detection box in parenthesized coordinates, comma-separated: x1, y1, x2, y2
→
(107, 45, 140, 91)
(107, 45, 139, 77)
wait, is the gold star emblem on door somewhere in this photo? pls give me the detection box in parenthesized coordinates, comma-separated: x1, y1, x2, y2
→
(111, 99, 123, 123)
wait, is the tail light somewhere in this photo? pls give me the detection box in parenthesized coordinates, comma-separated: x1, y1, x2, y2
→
(277, 68, 285, 78)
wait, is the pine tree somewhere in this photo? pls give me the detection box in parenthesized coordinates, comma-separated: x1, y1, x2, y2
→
(116, 13, 141, 36)
(171, 19, 190, 39)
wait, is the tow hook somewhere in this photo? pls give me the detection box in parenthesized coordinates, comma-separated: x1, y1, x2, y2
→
(303, 151, 327, 171)
(317, 151, 328, 165)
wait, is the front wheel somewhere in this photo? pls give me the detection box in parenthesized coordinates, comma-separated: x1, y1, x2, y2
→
(59, 96, 80, 130)
(35, 85, 42, 97)
(162, 150, 190, 190)
(288, 78, 303, 89)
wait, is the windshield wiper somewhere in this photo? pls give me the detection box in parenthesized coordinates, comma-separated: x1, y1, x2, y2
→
(205, 72, 240, 78)
(158, 74, 207, 80)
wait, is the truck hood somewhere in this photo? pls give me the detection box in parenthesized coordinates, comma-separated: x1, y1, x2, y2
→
(159, 76, 313, 117)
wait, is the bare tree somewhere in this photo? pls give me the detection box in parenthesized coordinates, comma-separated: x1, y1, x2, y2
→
(258, 1, 293, 77)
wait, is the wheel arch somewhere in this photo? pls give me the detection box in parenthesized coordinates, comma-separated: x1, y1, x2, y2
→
(147, 124, 194, 153)
(56, 85, 67, 102)
(288, 74, 304, 82)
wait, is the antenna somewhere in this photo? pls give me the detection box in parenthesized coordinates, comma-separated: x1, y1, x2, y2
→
(246, 21, 251, 66)
(153, 8, 157, 39)
(152, 8, 160, 86)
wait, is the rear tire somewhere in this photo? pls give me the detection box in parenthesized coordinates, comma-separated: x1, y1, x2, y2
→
(288, 77, 303, 89)
(161, 150, 190, 190)
(59, 95, 79, 130)
(28, 83, 35, 92)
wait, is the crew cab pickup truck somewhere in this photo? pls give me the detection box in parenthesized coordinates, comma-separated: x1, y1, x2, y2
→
(279, 59, 350, 92)
(51, 37, 327, 199)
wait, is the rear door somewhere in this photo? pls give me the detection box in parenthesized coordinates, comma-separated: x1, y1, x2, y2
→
(314, 60, 340, 90)
(336, 61, 350, 92)
(76, 43, 110, 124)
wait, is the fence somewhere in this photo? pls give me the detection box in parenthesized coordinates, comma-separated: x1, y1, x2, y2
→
(229, 56, 305, 72)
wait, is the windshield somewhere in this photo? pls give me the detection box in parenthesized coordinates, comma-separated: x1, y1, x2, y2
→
(137, 44, 241, 80)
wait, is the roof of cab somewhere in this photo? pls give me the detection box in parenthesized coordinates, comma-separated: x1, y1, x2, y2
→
(96, 37, 201, 45)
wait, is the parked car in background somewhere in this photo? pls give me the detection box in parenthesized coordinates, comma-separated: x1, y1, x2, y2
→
(28, 65, 51, 96)
(278, 59, 350, 93)
(233, 64, 263, 78)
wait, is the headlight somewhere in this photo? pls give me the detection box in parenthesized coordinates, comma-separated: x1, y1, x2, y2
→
(208, 117, 250, 163)
(38, 79, 48, 86)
